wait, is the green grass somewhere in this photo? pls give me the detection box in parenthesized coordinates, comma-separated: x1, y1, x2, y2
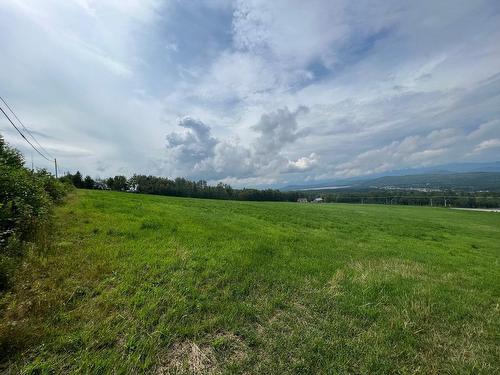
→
(1, 190, 499, 374)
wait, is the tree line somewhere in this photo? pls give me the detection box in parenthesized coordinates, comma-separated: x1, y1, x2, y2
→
(61, 171, 500, 208)
(61, 172, 303, 202)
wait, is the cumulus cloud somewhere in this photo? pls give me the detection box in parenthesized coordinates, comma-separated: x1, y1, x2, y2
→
(286, 153, 319, 172)
(166, 117, 218, 166)
(252, 106, 309, 156)
(164, 106, 314, 180)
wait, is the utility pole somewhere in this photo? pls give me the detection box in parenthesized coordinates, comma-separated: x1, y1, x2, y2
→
(430, 198, 433, 207)
(31, 152, 34, 171)
(54, 158, 58, 178)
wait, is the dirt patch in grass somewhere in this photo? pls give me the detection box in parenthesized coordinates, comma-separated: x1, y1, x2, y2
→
(156, 341, 216, 374)
(155, 333, 248, 374)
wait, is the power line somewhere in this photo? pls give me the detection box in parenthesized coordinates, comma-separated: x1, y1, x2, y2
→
(0, 95, 54, 159)
(0, 105, 52, 161)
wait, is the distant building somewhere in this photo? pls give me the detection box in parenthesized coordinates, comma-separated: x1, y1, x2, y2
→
(127, 184, 138, 193)
(297, 198, 308, 203)
(313, 197, 324, 203)
(94, 181, 108, 190)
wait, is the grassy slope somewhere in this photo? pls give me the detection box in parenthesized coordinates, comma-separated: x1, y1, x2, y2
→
(1, 190, 499, 374)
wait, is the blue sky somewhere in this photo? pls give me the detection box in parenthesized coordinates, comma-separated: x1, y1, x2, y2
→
(1, 0, 499, 186)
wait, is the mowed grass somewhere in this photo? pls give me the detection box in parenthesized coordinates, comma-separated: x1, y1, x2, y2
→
(1, 190, 499, 374)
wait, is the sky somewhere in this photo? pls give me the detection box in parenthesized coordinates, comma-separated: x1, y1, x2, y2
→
(1, 0, 500, 187)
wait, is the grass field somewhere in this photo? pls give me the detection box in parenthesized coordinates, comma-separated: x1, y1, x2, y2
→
(1, 190, 499, 374)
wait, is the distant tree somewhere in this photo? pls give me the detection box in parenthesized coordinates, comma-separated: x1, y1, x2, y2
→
(72, 171, 83, 188)
(106, 177, 114, 190)
(108, 175, 127, 191)
(83, 175, 95, 189)
(0, 135, 24, 168)
(128, 175, 138, 188)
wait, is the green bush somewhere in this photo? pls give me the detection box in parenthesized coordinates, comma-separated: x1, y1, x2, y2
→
(0, 135, 68, 290)
(35, 169, 71, 204)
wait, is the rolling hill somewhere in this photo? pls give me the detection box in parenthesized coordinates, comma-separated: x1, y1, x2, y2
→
(357, 172, 500, 191)
(285, 171, 500, 192)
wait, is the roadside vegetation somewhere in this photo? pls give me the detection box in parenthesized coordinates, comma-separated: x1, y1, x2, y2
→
(1, 189, 498, 373)
(0, 135, 69, 291)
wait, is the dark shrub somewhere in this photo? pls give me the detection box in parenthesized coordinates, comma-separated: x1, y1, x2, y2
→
(0, 135, 67, 290)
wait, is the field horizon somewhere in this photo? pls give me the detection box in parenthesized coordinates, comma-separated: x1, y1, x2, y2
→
(1, 189, 499, 373)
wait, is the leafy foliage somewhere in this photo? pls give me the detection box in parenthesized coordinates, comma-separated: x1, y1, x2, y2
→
(0, 135, 69, 290)
(106, 175, 127, 191)
(0, 136, 24, 169)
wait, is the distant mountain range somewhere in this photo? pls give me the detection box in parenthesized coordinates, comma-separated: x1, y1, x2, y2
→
(356, 172, 500, 191)
(282, 161, 500, 192)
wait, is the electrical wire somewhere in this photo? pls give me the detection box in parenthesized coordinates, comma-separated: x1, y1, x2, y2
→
(0, 95, 54, 159)
(0, 105, 52, 161)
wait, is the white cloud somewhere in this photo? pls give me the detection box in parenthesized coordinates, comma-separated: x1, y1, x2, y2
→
(252, 106, 309, 156)
(232, 0, 397, 69)
(163, 107, 311, 181)
(473, 139, 500, 153)
(195, 52, 280, 101)
(286, 153, 319, 172)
